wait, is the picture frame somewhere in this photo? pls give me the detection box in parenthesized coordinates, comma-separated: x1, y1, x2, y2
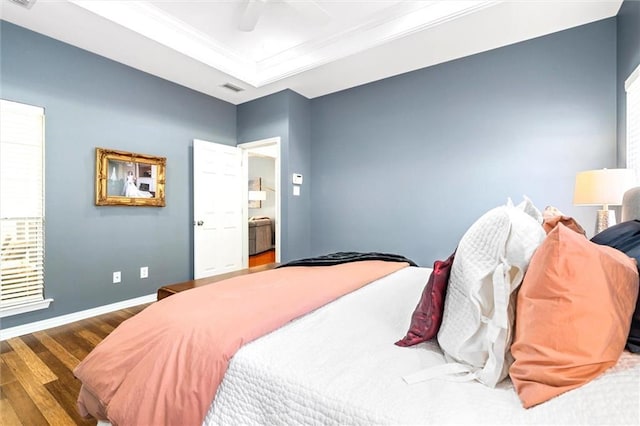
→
(95, 147, 166, 207)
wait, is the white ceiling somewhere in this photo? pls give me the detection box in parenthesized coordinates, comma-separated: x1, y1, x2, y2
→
(1, 0, 623, 105)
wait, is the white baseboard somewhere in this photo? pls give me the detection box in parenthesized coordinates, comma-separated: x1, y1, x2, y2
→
(0, 293, 157, 341)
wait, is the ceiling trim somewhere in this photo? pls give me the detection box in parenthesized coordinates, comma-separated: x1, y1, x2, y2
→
(69, 0, 257, 83)
(69, 0, 501, 88)
(256, 1, 502, 86)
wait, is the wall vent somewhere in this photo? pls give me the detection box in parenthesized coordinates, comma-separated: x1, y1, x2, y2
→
(9, 0, 37, 9)
(221, 83, 244, 93)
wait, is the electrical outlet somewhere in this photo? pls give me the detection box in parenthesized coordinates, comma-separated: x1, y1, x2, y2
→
(140, 266, 149, 279)
(113, 271, 121, 284)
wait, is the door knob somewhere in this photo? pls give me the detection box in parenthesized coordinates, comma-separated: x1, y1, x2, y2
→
(195, 220, 204, 226)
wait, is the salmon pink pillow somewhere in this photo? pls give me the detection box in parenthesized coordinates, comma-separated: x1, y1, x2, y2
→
(510, 224, 639, 408)
(395, 252, 455, 347)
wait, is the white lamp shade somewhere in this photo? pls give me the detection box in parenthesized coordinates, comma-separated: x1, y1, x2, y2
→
(573, 168, 636, 206)
(248, 190, 267, 201)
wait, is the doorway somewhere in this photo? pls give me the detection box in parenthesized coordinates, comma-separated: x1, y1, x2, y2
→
(239, 137, 281, 267)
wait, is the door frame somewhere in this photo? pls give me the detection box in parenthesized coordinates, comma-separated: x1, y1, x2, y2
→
(238, 137, 282, 267)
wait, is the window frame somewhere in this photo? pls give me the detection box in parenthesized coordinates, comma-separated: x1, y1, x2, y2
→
(0, 99, 52, 318)
(625, 64, 640, 182)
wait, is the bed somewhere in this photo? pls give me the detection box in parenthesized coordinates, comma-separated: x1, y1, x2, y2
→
(75, 200, 640, 425)
(205, 265, 640, 425)
(77, 262, 640, 426)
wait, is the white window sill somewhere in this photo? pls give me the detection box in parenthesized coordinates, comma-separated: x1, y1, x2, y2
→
(0, 298, 54, 318)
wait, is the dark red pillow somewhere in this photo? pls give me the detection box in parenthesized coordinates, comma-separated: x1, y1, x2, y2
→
(395, 252, 455, 347)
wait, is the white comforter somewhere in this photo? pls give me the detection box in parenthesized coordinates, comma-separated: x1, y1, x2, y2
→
(204, 266, 640, 425)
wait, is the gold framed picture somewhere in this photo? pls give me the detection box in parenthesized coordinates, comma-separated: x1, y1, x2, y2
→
(95, 147, 166, 207)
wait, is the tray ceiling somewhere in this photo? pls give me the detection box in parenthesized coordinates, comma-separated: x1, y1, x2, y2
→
(1, 0, 623, 104)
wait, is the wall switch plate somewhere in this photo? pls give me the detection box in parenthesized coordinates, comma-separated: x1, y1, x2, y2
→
(140, 266, 149, 279)
(113, 271, 121, 284)
(293, 185, 300, 196)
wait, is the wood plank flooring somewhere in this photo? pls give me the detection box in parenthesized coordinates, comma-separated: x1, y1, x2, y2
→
(249, 248, 276, 267)
(0, 304, 149, 425)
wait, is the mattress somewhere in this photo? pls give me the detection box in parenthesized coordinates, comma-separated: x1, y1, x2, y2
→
(204, 266, 640, 425)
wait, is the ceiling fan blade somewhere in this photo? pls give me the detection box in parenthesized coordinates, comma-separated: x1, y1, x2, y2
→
(284, 0, 330, 26)
(239, 0, 267, 32)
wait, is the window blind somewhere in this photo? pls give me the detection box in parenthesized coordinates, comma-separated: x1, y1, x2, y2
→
(0, 100, 45, 309)
(626, 65, 640, 182)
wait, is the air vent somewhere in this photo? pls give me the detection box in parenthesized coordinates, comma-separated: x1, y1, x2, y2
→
(9, 0, 37, 9)
(221, 83, 244, 93)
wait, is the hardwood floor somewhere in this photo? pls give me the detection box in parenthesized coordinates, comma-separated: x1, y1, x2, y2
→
(249, 248, 276, 267)
(0, 304, 149, 425)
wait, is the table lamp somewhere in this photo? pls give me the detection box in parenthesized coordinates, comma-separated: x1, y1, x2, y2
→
(248, 190, 267, 201)
(573, 168, 636, 234)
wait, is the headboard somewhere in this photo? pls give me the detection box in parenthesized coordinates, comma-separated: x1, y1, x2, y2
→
(622, 187, 640, 221)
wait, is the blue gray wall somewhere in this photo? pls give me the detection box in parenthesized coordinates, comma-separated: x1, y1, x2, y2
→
(287, 92, 312, 258)
(310, 18, 618, 265)
(0, 21, 236, 328)
(237, 90, 312, 262)
(617, 0, 640, 165)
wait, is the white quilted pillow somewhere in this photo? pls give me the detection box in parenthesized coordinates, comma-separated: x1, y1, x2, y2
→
(436, 198, 546, 387)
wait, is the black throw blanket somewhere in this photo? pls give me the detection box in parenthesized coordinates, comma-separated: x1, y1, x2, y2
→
(278, 251, 418, 268)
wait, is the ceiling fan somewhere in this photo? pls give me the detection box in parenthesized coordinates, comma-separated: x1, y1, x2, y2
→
(239, 0, 331, 32)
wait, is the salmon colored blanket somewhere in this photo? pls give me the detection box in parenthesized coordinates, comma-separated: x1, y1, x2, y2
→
(74, 260, 409, 426)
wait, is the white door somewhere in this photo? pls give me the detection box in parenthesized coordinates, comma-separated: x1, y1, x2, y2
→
(193, 139, 244, 279)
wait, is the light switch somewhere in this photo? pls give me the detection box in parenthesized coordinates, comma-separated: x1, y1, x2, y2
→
(293, 185, 300, 196)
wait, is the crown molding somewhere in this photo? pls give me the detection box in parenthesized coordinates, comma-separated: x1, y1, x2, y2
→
(69, 0, 500, 88)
